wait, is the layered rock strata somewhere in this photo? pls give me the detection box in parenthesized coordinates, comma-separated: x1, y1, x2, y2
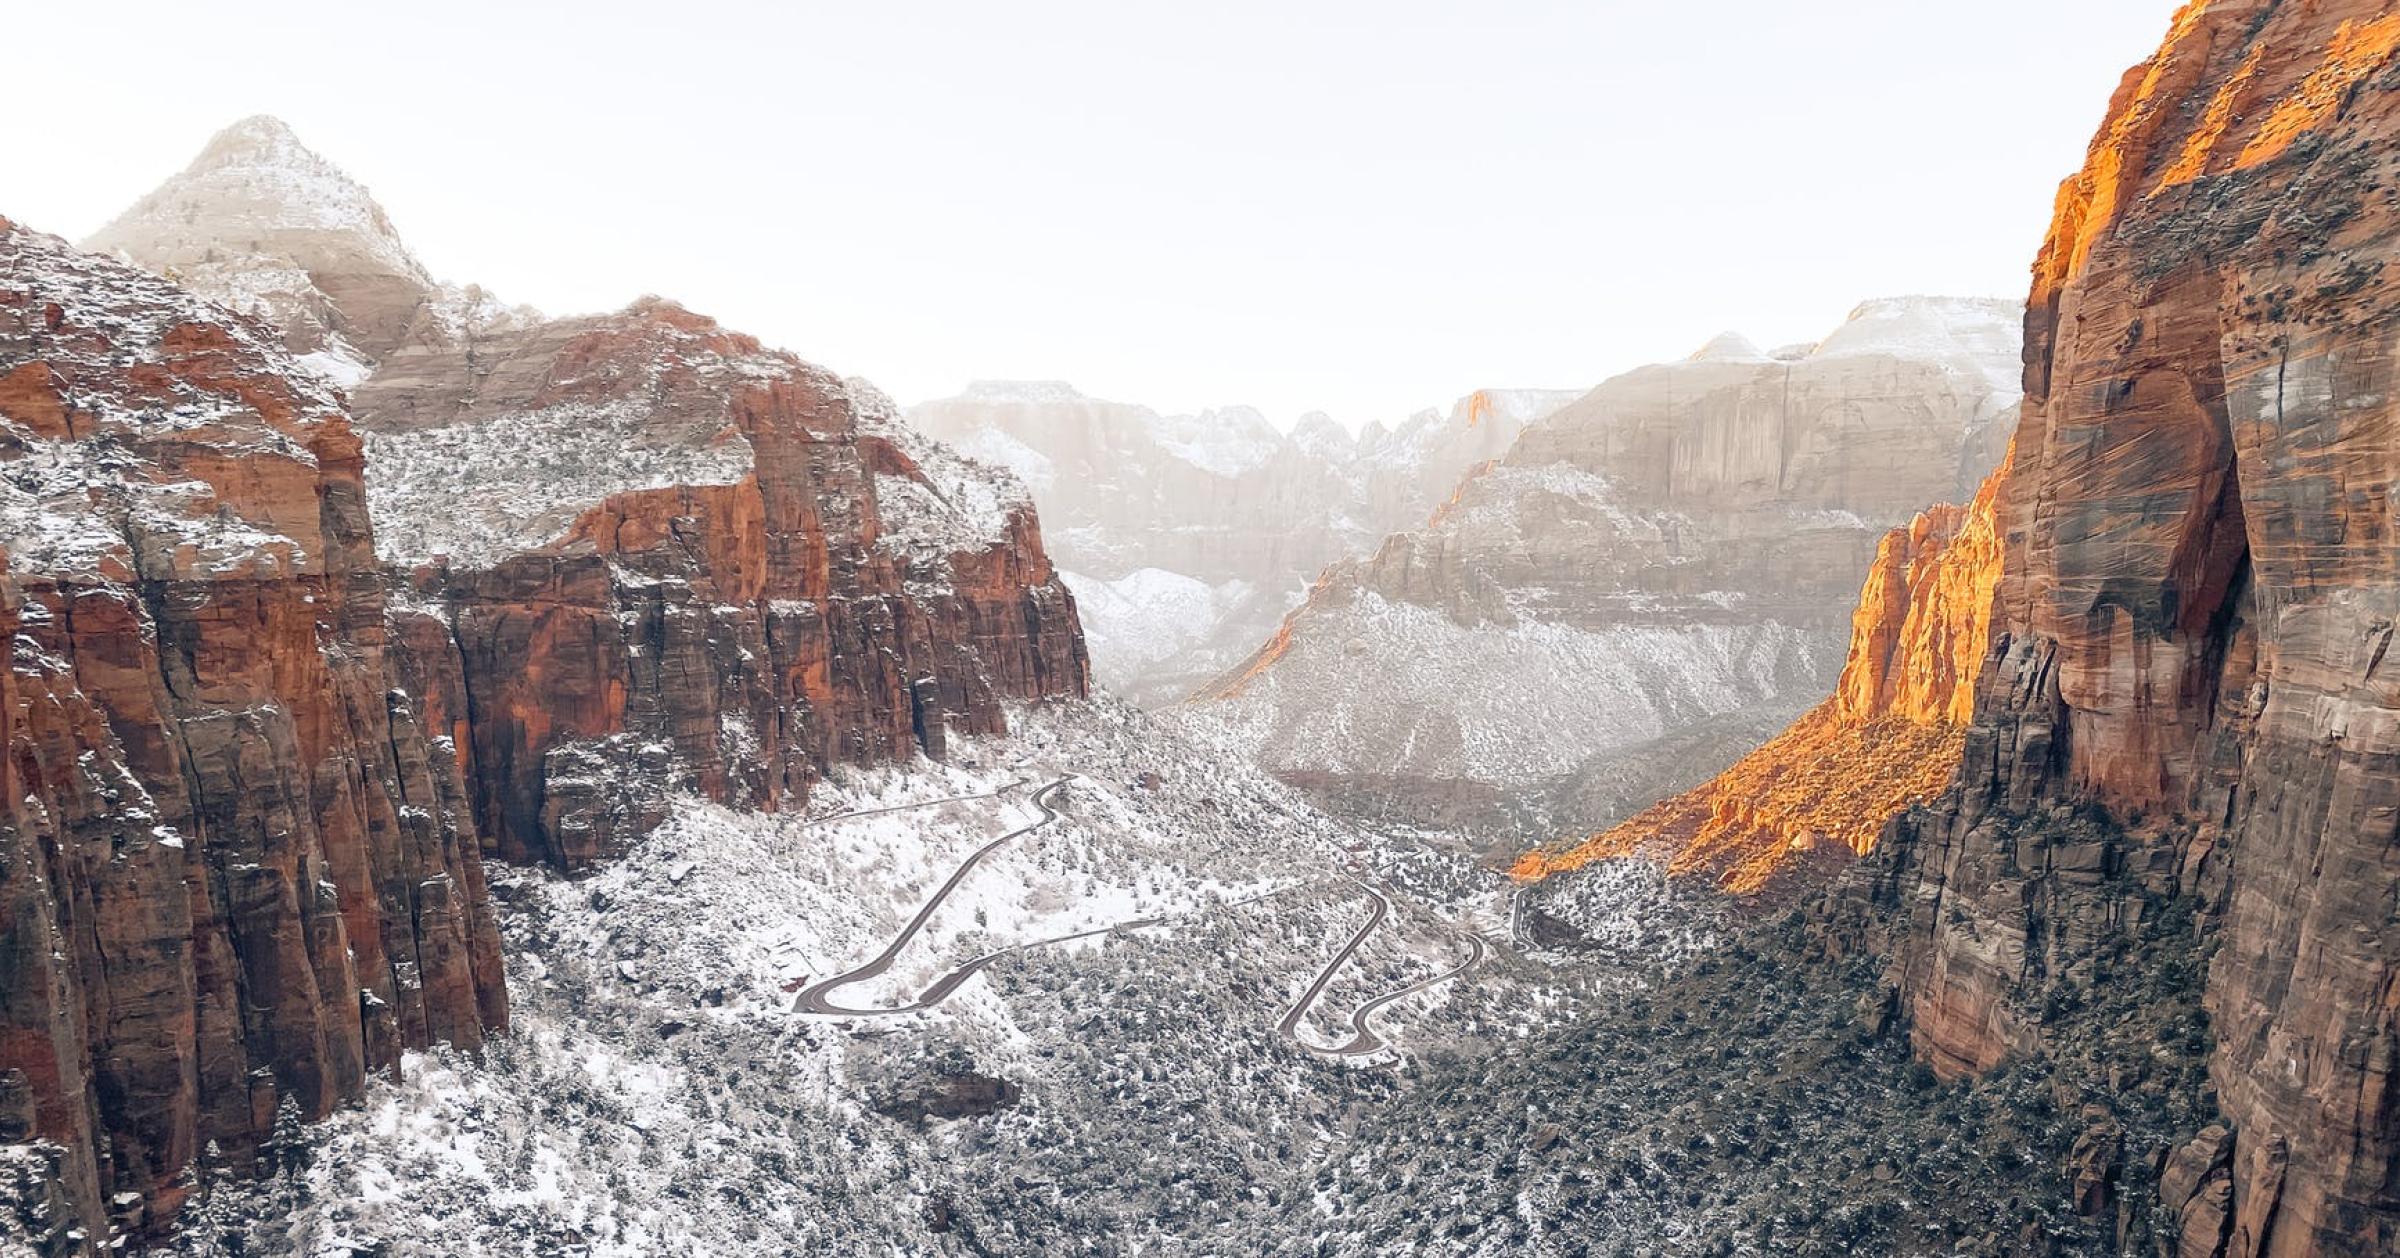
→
(1515, 453, 2008, 895)
(1188, 299, 2022, 850)
(1852, 4, 2400, 1253)
(909, 382, 1574, 704)
(0, 217, 506, 1242)
(354, 301, 1091, 869)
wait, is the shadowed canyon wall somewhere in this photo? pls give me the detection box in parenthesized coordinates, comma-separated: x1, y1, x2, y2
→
(4, 119, 1089, 1249)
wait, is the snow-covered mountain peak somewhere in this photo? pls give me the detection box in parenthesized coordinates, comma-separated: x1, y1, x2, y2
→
(91, 115, 428, 284)
(190, 113, 315, 169)
(1811, 296, 2023, 363)
(1687, 330, 1768, 363)
(1290, 410, 1353, 456)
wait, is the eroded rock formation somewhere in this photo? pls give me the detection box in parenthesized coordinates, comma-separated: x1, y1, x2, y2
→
(82, 116, 536, 384)
(1851, 4, 2400, 1253)
(1186, 298, 2022, 851)
(1514, 453, 2008, 895)
(3, 117, 1091, 1250)
(909, 382, 1574, 704)
(88, 118, 1092, 873)
(0, 217, 506, 1242)
(355, 303, 1090, 869)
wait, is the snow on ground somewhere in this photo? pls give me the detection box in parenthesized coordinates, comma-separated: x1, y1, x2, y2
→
(362, 399, 755, 565)
(173, 698, 1602, 1256)
(1058, 567, 1252, 675)
(854, 379, 1033, 570)
(1145, 405, 1283, 478)
(1807, 295, 2027, 397)
(1191, 590, 1823, 785)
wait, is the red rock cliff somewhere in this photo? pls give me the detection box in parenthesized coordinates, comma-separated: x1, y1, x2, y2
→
(351, 299, 1089, 870)
(1864, 4, 2400, 1254)
(0, 219, 505, 1245)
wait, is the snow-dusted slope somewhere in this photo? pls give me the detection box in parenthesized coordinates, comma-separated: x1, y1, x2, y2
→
(1184, 298, 2023, 853)
(162, 700, 1575, 1255)
(908, 383, 1577, 705)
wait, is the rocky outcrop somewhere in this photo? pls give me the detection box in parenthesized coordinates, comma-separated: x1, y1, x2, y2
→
(909, 382, 1574, 704)
(1514, 454, 2008, 895)
(0, 218, 506, 1245)
(1852, 5, 2400, 1254)
(354, 303, 1090, 869)
(3, 116, 1091, 1249)
(1186, 299, 2022, 853)
(91, 120, 1092, 873)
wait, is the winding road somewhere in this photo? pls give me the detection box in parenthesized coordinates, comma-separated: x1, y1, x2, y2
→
(1276, 858, 1493, 1057)
(1304, 929, 1488, 1057)
(792, 775, 1489, 1050)
(798, 779, 1071, 1016)
(1273, 879, 1391, 1045)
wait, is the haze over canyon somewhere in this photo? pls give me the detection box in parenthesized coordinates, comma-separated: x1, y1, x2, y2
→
(3, 3, 2397, 1257)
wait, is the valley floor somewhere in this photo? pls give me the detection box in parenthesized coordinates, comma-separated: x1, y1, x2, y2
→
(165, 701, 2211, 1258)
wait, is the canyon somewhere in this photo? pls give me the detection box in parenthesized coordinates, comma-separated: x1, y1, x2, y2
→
(1511, 3, 2400, 1252)
(1514, 451, 2007, 896)
(1863, 3, 2400, 1251)
(909, 381, 1574, 705)
(1184, 297, 2023, 851)
(5, 2, 2400, 1254)
(4, 118, 1086, 1247)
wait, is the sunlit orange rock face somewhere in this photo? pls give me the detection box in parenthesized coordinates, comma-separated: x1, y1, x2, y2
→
(0, 218, 505, 1242)
(1512, 454, 2007, 896)
(1861, 4, 2400, 1254)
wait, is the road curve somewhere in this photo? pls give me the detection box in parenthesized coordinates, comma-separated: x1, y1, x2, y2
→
(1274, 879, 1392, 1046)
(810, 878, 1317, 1018)
(797, 779, 1070, 1016)
(1307, 928, 1488, 1057)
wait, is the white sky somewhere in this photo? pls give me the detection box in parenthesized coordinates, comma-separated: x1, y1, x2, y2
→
(8, 1, 2174, 429)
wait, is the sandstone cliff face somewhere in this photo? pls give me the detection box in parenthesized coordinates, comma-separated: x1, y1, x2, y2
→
(0, 218, 505, 1243)
(1515, 453, 2008, 896)
(908, 382, 1573, 705)
(1185, 299, 2021, 851)
(91, 120, 1092, 873)
(353, 304, 1090, 869)
(1858, 5, 2400, 1253)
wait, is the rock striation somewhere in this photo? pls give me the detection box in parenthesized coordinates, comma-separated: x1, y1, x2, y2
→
(1515, 451, 2008, 895)
(1185, 298, 2022, 851)
(3, 117, 1091, 1249)
(1843, 4, 2400, 1253)
(908, 382, 1575, 705)
(355, 303, 1090, 869)
(0, 217, 506, 1243)
(86, 118, 1092, 874)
